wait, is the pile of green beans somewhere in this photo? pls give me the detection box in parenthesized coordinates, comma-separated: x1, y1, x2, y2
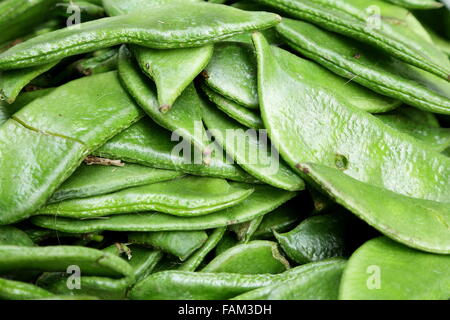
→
(0, 0, 449, 301)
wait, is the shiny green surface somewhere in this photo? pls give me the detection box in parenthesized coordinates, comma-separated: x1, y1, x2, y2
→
(31, 186, 297, 232)
(254, 33, 450, 203)
(0, 61, 58, 103)
(0, 2, 281, 69)
(0, 226, 34, 246)
(202, 240, 290, 274)
(118, 46, 209, 152)
(201, 83, 263, 129)
(0, 71, 142, 225)
(340, 237, 450, 300)
(0, 245, 133, 277)
(129, 259, 339, 300)
(298, 163, 450, 254)
(38, 176, 254, 218)
(277, 19, 450, 114)
(93, 118, 255, 182)
(201, 98, 305, 191)
(133, 45, 213, 109)
(204, 42, 259, 109)
(275, 213, 349, 264)
(129, 231, 208, 261)
(178, 228, 226, 271)
(0, 278, 53, 300)
(256, 0, 450, 80)
(384, 0, 443, 9)
(0, 0, 59, 43)
(233, 258, 346, 300)
(49, 163, 182, 203)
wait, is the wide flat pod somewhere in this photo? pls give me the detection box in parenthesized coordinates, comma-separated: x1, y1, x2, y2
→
(0, 2, 280, 69)
(201, 98, 304, 191)
(0, 89, 54, 126)
(0, 0, 59, 43)
(129, 231, 207, 261)
(203, 42, 259, 109)
(276, 19, 450, 114)
(118, 46, 209, 152)
(384, 0, 443, 10)
(0, 61, 58, 104)
(255, 0, 450, 80)
(104, 0, 212, 108)
(38, 176, 254, 218)
(49, 163, 183, 203)
(133, 45, 213, 110)
(37, 244, 161, 300)
(178, 228, 226, 272)
(275, 213, 350, 264)
(102, 0, 203, 16)
(375, 107, 450, 152)
(233, 258, 346, 300)
(93, 118, 255, 182)
(103, 244, 163, 282)
(0, 245, 133, 278)
(201, 240, 289, 274)
(340, 237, 450, 300)
(0, 72, 142, 225)
(0, 226, 34, 246)
(201, 83, 263, 129)
(229, 216, 264, 243)
(252, 204, 302, 239)
(297, 163, 450, 254)
(0, 278, 53, 300)
(31, 185, 297, 233)
(129, 258, 339, 300)
(254, 33, 450, 203)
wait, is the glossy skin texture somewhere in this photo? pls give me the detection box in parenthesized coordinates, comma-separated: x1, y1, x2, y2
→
(133, 45, 213, 109)
(233, 258, 346, 300)
(0, 278, 53, 300)
(275, 213, 349, 264)
(201, 98, 305, 191)
(277, 19, 450, 114)
(201, 83, 263, 129)
(38, 176, 255, 218)
(129, 231, 207, 261)
(37, 244, 160, 299)
(0, 71, 142, 225)
(102, 0, 202, 16)
(48, 163, 182, 203)
(340, 237, 450, 300)
(94, 118, 255, 182)
(103, 0, 213, 109)
(0, 0, 59, 43)
(0, 226, 35, 246)
(230, 216, 264, 243)
(178, 228, 226, 272)
(202, 240, 290, 274)
(298, 163, 450, 254)
(256, 0, 450, 80)
(204, 42, 259, 109)
(375, 107, 450, 152)
(0, 61, 58, 103)
(0, 245, 133, 278)
(129, 259, 339, 300)
(253, 33, 450, 203)
(252, 205, 302, 239)
(0, 3, 281, 69)
(118, 46, 209, 152)
(31, 185, 297, 233)
(384, 0, 443, 10)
